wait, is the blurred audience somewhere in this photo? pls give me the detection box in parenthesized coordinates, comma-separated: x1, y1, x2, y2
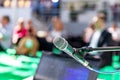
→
(12, 18, 27, 45)
(0, 15, 12, 51)
(88, 13, 114, 68)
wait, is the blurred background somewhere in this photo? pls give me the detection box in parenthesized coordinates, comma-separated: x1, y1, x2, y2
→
(1, 0, 120, 35)
(0, 0, 120, 80)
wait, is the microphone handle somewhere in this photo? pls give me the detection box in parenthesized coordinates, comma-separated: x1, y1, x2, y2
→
(66, 48, 95, 71)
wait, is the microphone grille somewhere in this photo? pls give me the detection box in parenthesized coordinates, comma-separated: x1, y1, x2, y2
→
(53, 37, 68, 50)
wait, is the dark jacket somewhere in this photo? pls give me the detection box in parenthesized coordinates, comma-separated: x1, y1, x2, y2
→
(89, 29, 114, 68)
(97, 29, 114, 47)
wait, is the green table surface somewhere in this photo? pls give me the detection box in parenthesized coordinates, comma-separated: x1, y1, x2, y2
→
(1, 48, 120, 80)
(0, 49, 42, 80)
(97, 55, 120, 80)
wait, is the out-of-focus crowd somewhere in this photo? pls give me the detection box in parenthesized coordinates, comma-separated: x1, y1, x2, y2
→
(0, 16, 39, 56)
(83, 13, 120, 68)
(1, 12, 120, 68)
(0, 15, 67, 57)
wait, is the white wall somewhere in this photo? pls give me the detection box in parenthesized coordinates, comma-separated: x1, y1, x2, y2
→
(0, 8, 31, 26)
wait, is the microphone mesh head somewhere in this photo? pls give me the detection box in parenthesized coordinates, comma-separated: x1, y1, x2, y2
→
(53, 37, 68, 50)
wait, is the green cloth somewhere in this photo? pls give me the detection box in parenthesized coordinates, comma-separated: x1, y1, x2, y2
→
(0, 50, 42, 80)
(3, 48, 120, 80)
(97, 55, 120, 80)
(98, 71, 120, 80)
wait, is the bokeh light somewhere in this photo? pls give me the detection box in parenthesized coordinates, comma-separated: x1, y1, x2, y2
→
(52, 0, 59, 3)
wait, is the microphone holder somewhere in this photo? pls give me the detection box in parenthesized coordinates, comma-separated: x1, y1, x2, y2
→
(77, 46, 120, 57)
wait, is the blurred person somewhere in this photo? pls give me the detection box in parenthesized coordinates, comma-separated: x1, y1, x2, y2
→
(83, 23, 95, 44)
(41, 16, 68, 51)
(0, 15, 12, 51)
(47, 16, 60, 31)
(26, 19, 36, 36)
(108, 23, 120, 43)
(88, 13, 114, 68)
(12, 18, 27, 45)
(47, 16, 68, 42)
(108, 23, 120, 60)
(16, 29, 39, 57)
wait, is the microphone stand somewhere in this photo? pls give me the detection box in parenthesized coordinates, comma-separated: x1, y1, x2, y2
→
(72, 46, 120, 74)
(77, 46, 120, 57)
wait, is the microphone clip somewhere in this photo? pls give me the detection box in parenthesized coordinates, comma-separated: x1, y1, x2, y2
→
(75, 47, 93, 58)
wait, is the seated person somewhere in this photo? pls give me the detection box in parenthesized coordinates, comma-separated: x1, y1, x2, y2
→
(108, 23, 120, 44)
(0, 15, 12, 51)
(47, 16, 68, 42)
(12, 18, 27, 45)
(26, 19, 36, 36)
(16, 29, 39, 56)
(88, 14, 115, 68)
(36, 16, 68, 51)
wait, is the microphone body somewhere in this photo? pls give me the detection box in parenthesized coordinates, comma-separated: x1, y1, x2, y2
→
(53, 37, 90, 67)
(53, 37, 74, 56)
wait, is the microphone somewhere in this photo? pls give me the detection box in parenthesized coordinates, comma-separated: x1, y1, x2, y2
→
(53, 37, 74, 56)
(53, 37, 120, 74)
(53, 37, 91, 68)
